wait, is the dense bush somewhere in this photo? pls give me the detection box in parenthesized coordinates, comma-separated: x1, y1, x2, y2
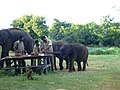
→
(11, 15, 120, 47)
(88, 47, 120, 55)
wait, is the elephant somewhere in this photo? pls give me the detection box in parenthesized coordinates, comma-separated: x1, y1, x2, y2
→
(52, 41, 68, 70)
(56, 43, 88, 72)
(0, 28, 33, 68)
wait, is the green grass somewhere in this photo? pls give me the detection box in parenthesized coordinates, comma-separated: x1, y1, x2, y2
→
(88, 47, 120, 55)
(0, 55, 120, 90)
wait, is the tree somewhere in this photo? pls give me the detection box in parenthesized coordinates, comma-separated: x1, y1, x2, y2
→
(101, 15, 120, 46)
(49, 19, 71, 40)
(11, 15, 48, 39)
(11, 15, 120, 47)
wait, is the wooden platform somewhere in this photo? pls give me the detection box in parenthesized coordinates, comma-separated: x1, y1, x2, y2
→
(0, 55, 53, 75)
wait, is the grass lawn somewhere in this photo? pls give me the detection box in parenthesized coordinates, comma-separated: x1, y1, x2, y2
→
(0, 54, 120, 90)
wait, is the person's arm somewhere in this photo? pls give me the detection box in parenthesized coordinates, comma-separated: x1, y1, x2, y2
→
(42, 45, 51, 51)
(33, 45, 36, 52)
(13, 41, 19, 53)
(42, 40, 52, 52)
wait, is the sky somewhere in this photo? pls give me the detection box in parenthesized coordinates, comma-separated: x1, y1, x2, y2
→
(0, 0, 120, 29)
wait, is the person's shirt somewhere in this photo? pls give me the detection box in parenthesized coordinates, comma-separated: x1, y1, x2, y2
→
(41, 39, 53, 53)
(13, 40, 25, 54)
(33, 44, 41, 54)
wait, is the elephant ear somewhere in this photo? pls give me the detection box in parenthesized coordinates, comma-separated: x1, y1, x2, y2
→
(3, 35, 9, 44)
(68, 44, 76, 60)
(61, 44, 73, 55)
(68, 44, 74, 55)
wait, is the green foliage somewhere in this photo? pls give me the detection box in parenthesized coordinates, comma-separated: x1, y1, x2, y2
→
(100, 15, 120, 47)
(50, 16, 120, 47)
(49, 19, 71, 40)
(62, 24, 80, 43)
(11, 15, 120, 47)
(11, 15, 48, 39)
(88, 47, 120, 55)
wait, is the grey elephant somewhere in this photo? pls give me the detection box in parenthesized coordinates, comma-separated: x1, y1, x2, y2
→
(56, 43, 88, 72)
(52, 41, 68, 70)
(0, 28, 33, 68)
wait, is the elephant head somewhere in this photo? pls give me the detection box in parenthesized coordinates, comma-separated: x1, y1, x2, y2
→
(0, 28, 33, 68)
(52, 41, 69, 70)
(0, 30, 10, 46)
(58, 44, 73, 59)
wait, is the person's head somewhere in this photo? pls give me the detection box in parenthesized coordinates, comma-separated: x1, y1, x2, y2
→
(40, 35, 47, 42)
(18, 36, 24, 41)
(35, 40, 39, 46)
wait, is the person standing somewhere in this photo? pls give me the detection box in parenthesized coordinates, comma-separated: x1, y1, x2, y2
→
(32, 40, 41, 65)
(40, 36, 53, 54)
(33, 40, 41, 55)
(13, 36, 26, 74)
(40, 35, 54, 70)
(13, 36, 25, 55)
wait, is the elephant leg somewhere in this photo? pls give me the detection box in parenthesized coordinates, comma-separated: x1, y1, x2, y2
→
(54, 56, 57, 70)
(65, 59, 69, 69)
(0, 60, 4, 68)
(0, 50, 4, 68)
(59, 58, 64, 70)
(22, 60, 26, 74)
(6, 52, 11, 68)
(68, 59, 74, 72)
(77, 62, 82, 71)
(5, 59, 11, 71)
(1, 50, 10, 68)
(14, 60, 19, 75)
(18, 60, 21, 74)
(83, 61, 87, 71)
(6, 58, 11, 68)
(17, 59, 26, 74)
(73, 64, 75, 71)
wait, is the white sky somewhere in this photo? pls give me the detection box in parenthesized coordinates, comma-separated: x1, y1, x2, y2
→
(0, 0, 120, 29)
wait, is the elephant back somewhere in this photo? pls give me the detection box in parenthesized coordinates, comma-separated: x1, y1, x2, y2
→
(72, 44, 88, 61)
(52, 41, 67, 52)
